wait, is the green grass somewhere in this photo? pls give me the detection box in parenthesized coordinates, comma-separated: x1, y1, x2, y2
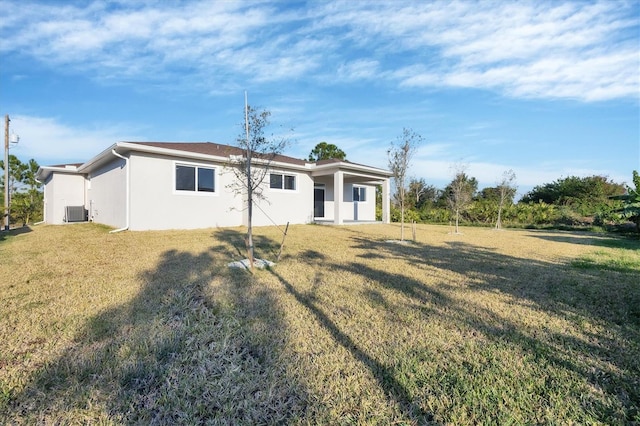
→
(569, 234, 640, 274)
(0, 223, 639, 424)
(572, 249, 640, 273)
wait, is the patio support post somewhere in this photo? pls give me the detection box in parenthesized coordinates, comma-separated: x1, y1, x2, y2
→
(334, 170, 343, 224)
(382, 177, 390, 223)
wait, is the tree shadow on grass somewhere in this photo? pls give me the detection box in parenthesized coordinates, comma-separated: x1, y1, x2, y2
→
(0, 225, 32, 243)
(214, 230, 438, 422)
(527, 230, 640, 251)
(345, 232, 640, 423)
(8, 225, 635, 423)
(267, 265, 436, 424)
(2, 240, 305, 423)
(214, 228, 282, 262)
(351, 233, 640, 327)
(214, 226, 639, 422)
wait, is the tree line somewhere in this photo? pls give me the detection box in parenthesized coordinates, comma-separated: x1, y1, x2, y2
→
(379, 127, 639, 235)
(1, 155, 43, 227)
(383, 166, 638, 234)
(385, 172, 635, 228)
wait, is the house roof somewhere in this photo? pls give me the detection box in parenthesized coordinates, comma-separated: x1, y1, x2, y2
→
(37, 141, 392, 180)
(130, 142, 309, 166)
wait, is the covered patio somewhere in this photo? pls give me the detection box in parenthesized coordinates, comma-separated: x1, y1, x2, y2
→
(309, 159, 392, 225)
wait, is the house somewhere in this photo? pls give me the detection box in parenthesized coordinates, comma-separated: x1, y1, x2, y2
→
(36, 142, 392, 231)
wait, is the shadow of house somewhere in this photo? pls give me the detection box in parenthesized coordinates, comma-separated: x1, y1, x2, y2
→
(3, 243, 306, 423)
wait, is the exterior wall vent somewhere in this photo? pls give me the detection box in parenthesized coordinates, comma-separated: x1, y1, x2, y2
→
(65, 206, 87, 222)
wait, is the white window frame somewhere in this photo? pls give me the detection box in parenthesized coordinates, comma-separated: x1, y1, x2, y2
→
(269, 172, 298, 191)
(353, 185, 367, 202)
(173, 161, 218, 196)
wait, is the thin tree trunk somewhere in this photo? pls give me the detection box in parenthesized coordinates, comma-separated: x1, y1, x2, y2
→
(247, 185, 254, 269)
(244, 92, 254, 270)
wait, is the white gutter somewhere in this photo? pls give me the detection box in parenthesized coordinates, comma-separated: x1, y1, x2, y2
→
(109, 149, 130, 233)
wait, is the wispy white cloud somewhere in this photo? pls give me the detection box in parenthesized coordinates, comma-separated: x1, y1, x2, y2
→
(7, 115, 146, 164)
(315, 0, 639, 101)
(1, 1, 289, 83)
(1, 1, 636, 101)
(337, 59, 380, 81)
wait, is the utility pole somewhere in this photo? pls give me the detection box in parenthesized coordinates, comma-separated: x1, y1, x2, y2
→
(4, 114, 9, 231)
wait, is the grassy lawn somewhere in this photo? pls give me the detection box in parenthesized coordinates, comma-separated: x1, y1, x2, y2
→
(0, 223, 638, 425)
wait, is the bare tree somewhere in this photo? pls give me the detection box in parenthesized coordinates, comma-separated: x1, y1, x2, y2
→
(447, 164, 475, 234)
(228, 93, 289, 269)
(409, 177, 426, 207)
(388, 128, 423, 241)
(495, 169, 517, 229)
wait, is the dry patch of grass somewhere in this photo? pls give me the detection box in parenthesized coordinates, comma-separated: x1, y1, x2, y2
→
(1, 223, 638, 424)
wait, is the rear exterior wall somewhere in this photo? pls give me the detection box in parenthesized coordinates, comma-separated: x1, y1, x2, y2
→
(43, 172, 87, 225)
(128, 152, 243, 230)
(87, 158, 127, 229)
(248, 167, 315, 227)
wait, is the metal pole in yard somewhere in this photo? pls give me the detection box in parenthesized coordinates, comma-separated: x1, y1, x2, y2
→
(277, 222, 289, 262)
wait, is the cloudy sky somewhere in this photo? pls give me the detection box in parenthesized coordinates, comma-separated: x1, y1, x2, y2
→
(1, 0, 638, 197)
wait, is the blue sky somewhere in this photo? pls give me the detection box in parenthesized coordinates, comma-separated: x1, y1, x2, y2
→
(1, 0, 638, 198)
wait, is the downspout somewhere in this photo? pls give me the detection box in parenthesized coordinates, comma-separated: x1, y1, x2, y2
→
(109, 149, 130, 233)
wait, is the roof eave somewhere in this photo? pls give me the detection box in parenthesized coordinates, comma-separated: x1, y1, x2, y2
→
(311, 161, 393, 177)
(36, 165, 81, 181)
(76, 143, 119, 173)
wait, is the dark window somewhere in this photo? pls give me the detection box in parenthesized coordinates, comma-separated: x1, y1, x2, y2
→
(176, 164, 215, 193)
(353, 186, 366, 201)
(284, 175, 296, 190)
(198, 168, 215, 192)
(176, 165, 196, 191)
(270, 173, 283, 189)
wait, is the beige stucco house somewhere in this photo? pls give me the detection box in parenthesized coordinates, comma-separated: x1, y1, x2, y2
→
(36, 142, 392, 231)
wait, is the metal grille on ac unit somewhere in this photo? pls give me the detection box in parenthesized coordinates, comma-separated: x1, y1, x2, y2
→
(65, 206, 87, 222)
